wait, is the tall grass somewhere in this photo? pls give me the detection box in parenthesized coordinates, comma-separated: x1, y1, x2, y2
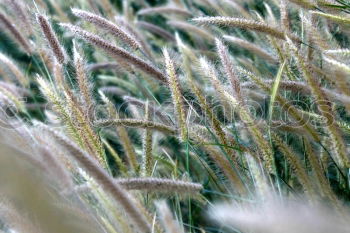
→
(0, 0, 349, 232)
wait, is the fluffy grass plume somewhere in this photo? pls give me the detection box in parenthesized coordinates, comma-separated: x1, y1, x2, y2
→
(37, 14, 67, 64)
(0, 0, 349, 233)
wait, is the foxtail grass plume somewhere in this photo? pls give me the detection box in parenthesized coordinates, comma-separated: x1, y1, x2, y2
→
(236, 66, 322, 142)
(137, 6, 191, 17)
(37, 14, 67, 64)
(123, 96, 173, 125)
(287, 0, 316, 9)
(168, 20, 215, 41)
(4, 0, 33, 36)
(322, 56, 350, 74)
(286, 37, 350, 168)
(303, 140, 341, 209)
(324, 49, 350, 56)
(223, 35, 278, 63)
(210, 197, 350, 233)
(163, 48, 187, 141)
(0, 12, 31, 54)
(137, 21, 175, 41)
(142, 101, 153, 177)
(0, 53, 28, 87)
(215, 38, 242, 99)
(99, 94, 139, 173)
(192, 16, 301, 43)
(155, 200, 185, 233)
(71, 8, 142, 50)
(86, 62, 120, 72)
(0, 84, 25, 111)
(200, 58, 275, 173)
(60, 23, 167, 83)
(280, 0, 290, 32)
(73, 43, 94, 116)
(1, 1, 350, 232)
(95, 118, 176, 135)
(114, 16, 154, 59)
(115, 177, 202, 194)
(272, 133, 316, 199)
(37, 124, 152, 233)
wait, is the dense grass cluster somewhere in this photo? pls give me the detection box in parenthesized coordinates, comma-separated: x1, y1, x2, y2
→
(0, 0, 350, 232)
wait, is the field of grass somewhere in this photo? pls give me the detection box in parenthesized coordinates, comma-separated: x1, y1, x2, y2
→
(0, 0, 349, 232)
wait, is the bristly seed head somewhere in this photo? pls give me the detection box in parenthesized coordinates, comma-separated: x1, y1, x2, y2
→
(71, 8, 142, 50)
(36, 14, 67, 64)
(60, 23, 167, 83)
